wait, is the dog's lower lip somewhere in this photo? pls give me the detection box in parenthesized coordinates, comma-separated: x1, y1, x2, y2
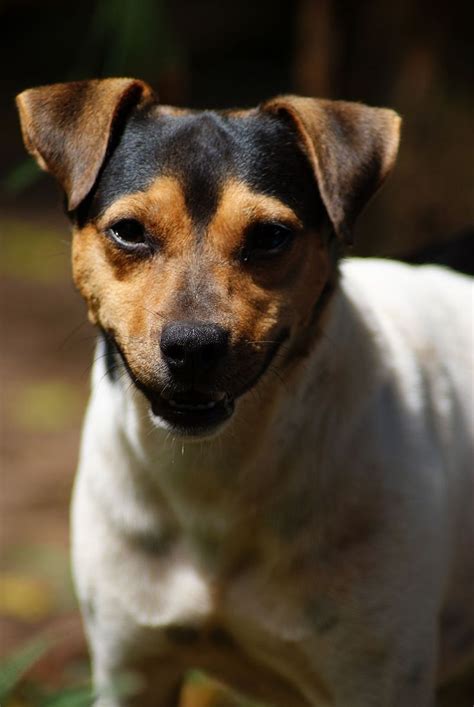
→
(147, 389, 234, 433)
(162, 390, 227, 408)
(168, 398, 221, 410)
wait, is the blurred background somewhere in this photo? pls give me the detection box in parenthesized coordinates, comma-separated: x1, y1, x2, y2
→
(0, 1, 473, 704)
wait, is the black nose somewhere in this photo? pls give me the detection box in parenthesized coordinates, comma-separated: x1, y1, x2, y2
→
(160, 321, 229, 378)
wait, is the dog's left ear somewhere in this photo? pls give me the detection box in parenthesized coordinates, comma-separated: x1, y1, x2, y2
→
(261, 96, 401, 244)
(16, 78, 155, 211)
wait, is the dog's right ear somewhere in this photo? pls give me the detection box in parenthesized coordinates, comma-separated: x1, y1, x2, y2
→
(16, 78, 155, 211)
(261, 96, 401, 245)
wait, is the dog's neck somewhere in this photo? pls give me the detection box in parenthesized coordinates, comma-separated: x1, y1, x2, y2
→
(88, 268, 382, 552)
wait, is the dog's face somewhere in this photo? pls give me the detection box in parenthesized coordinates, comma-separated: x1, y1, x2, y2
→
(16, 79, 400, 437)
(72, 109, 330, 435)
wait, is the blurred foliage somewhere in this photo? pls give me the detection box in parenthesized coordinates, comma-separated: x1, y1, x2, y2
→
(3, 162, 41, 197)
(76, 0, 182, 77)
(180, 671, 270, 707)
(0, 638, 141, 707)
(0, 545, 76, 619)
(11, 381, 83, 432)
(0, 640, 269, 707)
(0, 220, 69, 283)
(0, 637, 51, 703)
(0, 575, 55, 623)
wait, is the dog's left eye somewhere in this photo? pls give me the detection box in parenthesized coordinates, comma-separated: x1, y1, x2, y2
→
(107, 219, 148, 251)
(242, 222, 294, 262)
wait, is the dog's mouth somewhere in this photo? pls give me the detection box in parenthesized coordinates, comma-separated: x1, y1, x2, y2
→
(102, 326, 290, 437)
(144, 387, 235, 435)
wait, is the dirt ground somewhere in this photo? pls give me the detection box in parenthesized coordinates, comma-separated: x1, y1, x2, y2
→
(0, 206, 92, 691)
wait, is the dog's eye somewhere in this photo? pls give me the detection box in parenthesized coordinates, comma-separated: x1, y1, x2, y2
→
(242, 222, 294, 262)
(107, 219, 148, 251)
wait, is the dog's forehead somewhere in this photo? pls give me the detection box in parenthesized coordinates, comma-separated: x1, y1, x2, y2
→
(83, 105, 320, 226)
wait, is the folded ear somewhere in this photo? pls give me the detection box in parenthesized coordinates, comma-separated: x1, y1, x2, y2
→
(261, 96, 401, 244)
(16, 78, 155, 211)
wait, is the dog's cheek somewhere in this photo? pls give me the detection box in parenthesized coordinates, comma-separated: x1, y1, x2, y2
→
(229, 235, 330, 354)
(71, 228, 104, 325)
(71, 227, 147, 334)
(227, 275, 288, 369)
(290, 235, 332, 332)
(238, 289, 283, 346)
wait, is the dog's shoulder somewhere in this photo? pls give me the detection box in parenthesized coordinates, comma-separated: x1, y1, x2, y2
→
(341, 256, 472, 297)
(340, 257, 473, 335)
(337, 257, 473, 434)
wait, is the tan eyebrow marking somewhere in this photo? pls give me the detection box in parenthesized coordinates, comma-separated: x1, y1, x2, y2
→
(97, 176, 186, 226)
(207, 178, 302, 252)
(95, 175, 196, 255)
(96, 176, 302, 260)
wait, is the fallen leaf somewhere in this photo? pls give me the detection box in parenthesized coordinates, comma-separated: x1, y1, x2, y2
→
(0, 574, 54, 622)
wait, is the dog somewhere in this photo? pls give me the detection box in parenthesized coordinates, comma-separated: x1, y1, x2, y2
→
(16, 78, 473, 707)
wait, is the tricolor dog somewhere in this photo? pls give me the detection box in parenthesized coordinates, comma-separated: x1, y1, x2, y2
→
(16, 79, 473, 706)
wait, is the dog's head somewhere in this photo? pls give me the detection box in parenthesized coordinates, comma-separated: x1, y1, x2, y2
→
(16, 78, 400, 437)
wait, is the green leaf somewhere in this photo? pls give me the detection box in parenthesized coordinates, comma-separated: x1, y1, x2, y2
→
(3, 159, 42, 195)
(39, 685, 94, 707)
(40, 672, 143, 706)
(0, 637, 51, 701)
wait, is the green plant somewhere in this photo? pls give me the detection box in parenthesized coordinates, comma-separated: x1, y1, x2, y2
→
(0, 637, 140, 707)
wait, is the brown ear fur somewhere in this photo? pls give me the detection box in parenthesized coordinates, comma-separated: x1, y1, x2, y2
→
(261, 96, 401, 243)
(16, 78, 155, 210)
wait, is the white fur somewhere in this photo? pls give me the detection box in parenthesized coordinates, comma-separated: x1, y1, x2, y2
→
(72, 258, 474, 706)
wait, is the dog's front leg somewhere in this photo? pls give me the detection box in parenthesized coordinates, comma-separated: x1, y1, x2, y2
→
(330, 646, 437, 707)
(308, 612, 438, 707)
(92, 662, 182, 707)
(87, 619, 184, 707)
(73, 516, 188, 706)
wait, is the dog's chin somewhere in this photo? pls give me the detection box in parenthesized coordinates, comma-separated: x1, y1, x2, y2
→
(144, 388, 236, 439)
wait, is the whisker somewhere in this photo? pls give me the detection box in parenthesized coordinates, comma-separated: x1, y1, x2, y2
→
(58, 320, 90, 351)
(142, 306, 167, 321)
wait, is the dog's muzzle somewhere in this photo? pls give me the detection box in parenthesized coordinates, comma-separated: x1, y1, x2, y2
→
(106, 322, 288, 438)
(147, 320, 234, 435)
(160, 321, 229, 380)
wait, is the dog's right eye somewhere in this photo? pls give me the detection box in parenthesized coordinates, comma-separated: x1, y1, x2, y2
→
(107, 219, 148, 252)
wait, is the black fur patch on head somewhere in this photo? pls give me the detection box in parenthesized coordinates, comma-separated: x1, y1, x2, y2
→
(73, 102, 325, 232)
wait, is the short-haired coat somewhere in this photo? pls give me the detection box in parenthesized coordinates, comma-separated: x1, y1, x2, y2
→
(16, 78, 474, 706)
